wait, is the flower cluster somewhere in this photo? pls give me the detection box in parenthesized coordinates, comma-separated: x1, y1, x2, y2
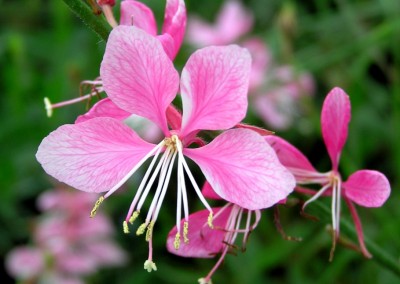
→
(32, 0, 391, 283)
(6, 188, 126, 284)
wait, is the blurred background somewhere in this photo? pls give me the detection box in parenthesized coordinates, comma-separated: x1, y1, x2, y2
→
(1, 0, 399, 283)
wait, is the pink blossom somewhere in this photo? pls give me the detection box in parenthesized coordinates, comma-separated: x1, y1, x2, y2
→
(187, 1, 253, 47)
(6, 188, 127, 283)
(6, 247, 45, 280)
(266, 87, 391, 258)
(167, 183, 261, 283)
(36, 26, 295, 270)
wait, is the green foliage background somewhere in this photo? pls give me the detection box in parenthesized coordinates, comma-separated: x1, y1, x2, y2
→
(1, 0, 399, 283)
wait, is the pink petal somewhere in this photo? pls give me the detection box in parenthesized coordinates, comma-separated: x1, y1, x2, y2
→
(265, 136, 317, 172)
(162, 0, 186, 59)
(166, 207, 232, 258)
(343, 170, 391, 207)
(252, 92, 292, 130)
(202, 181, 222, 200)
(321, 87, 351, 170)
(242, 38, 270, 91)
(120, 0, 157, 35)
(180, 45, 251, 136)
(100, 26, 179, 135)
(36, 117, 155, 193)
(75, 98, 131, 123)
(186, 17, 220, 46)
(184, 129, 295, 210)
(85, 241, 128, 266)
(6, 247, 45, 280)
(156, 33, 175, 60)
(216, 1, 253, 44)
(56, 251, 97, 275)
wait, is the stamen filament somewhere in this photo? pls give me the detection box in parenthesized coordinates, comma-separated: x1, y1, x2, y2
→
(179, 151, 213, 213)
(104, 140, 165, 199)
(144, 149, 174, 223)
(302, 183, 331, 210)
(152, 151, 178, 222)
(125, 145, 164, 222)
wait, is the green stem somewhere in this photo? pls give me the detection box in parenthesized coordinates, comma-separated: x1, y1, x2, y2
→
(62, 0, 112, 41)
(309, 201, 400, 277)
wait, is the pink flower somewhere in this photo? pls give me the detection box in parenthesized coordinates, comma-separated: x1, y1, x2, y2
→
(266, 87, 391, 258)
(6, 247, 45, 280)
(120, 0, 186, 59)
(166, 183, 261, 283)
(36, 26, 295, 270)
(187, 1, 253, 46)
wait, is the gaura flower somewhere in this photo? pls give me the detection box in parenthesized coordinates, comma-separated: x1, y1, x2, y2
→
(36, 26, 295, 270)
(266, 87, 391, 259)
(186, 0, 253, 47)
(166, 182, 262, 284)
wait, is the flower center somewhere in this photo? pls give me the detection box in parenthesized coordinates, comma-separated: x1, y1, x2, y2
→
(89, 134, 214, 271)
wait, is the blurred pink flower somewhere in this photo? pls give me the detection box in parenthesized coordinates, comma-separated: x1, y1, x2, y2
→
(37, 26, 295, 271)
(6, 188, 127, 282)
(186, 1, 315, 130)
(6, 247, 45, 280)
(266, 87, 391, 258)
(187, 0, 253, 46)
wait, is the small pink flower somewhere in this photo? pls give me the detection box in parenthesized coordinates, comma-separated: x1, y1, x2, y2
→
(166, 183, 261, 283)
(6, 246, 45, 280)
(187, 0, 253, 46)
(37, 26, 295, 269)
(266, 87, 391, 258)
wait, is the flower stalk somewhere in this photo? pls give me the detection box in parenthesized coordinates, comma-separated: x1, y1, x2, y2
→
(309, 200, 400, 277)
(62, 0, 112, 41)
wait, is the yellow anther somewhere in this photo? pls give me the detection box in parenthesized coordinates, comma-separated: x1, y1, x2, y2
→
(123, 221, 130, 234)
(90, 196, 104, 218)
(145, 221, 155, 242)
(129, 211, 140, 224)
(174, 232, 181, 250)
(136, 223, 147, 236)
(44, 97, 53, 117)
(144, 260, 157, 273)
(207, 212, 214, 228)
(183, 221, 189, 244)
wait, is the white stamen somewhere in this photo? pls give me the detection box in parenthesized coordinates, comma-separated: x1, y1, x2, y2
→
(179, 150, 212, 213)
(125, 144, 163, 221)
(302, 183, 331, 209)
(152, 151, 177, 222)
(137, 147, 171, 215)
(176, 157, 183, 233)
(104, 140, 165, 199)
(331, 181, 337, 232)
(178, 151, 189, 222)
